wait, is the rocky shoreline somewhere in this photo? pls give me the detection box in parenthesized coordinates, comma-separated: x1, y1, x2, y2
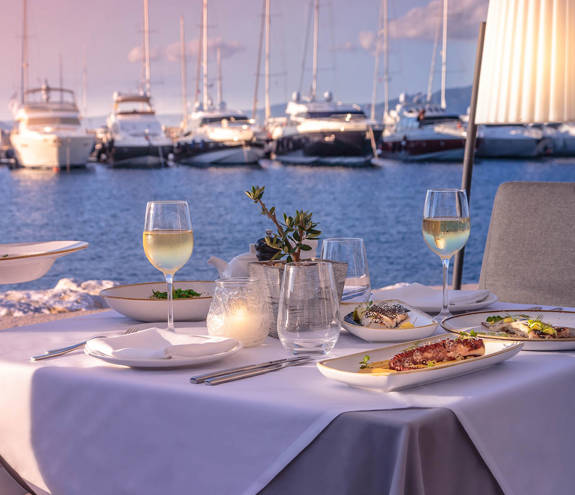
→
(0, 278, 116, 318)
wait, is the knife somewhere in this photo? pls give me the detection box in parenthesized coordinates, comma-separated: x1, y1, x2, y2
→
(204, 357, 313, 385)
(190, 355, 310, 384)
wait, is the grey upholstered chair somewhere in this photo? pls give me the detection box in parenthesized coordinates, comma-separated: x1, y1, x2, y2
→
(479, 181, 575, 306)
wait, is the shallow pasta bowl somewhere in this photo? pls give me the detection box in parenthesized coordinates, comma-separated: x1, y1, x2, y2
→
(341, 299, 437, 342)
(101, 281, 215, 322)
(0, 241, 88, 284)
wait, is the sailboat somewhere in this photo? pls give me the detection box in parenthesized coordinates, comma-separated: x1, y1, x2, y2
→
(378, 0, 468, 162)
(97, 0, 172, 168)
(174, 0, 263, 166)
(10, 0, 93, 170)
(267, 0, 380, 166)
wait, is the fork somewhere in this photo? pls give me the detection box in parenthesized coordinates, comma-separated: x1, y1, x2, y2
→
(30, 326, 142, 361)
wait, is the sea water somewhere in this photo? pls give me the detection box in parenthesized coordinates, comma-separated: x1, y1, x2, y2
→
(1, 158, 574, 291)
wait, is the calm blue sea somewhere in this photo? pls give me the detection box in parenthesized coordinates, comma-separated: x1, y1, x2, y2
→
(1, 158, 574, 291)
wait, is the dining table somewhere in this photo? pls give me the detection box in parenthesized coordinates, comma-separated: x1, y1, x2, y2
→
(0, 299, 573, 495)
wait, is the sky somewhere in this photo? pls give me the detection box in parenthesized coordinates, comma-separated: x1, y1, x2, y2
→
(0, 0, 488, 120)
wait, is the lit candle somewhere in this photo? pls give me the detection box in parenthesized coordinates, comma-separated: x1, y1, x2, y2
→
(207, 302, 268, 347)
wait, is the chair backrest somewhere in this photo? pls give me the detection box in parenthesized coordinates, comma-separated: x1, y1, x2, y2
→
(479, 181, 575, 306)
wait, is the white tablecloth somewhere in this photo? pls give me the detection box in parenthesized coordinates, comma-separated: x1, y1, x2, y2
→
(0, 303, 574, 495)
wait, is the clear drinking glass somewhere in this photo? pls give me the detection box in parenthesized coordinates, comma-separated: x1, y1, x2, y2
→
(321, 238, 371, 301)
(143, 201, 193, 332)
(277, 261, 341, 355)
(422, 189, 470, 322)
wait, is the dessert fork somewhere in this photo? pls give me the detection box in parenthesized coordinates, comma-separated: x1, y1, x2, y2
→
(31, 326, 142, 361)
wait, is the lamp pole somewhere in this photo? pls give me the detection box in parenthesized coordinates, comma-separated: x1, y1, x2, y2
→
(452, 21, 486, 290)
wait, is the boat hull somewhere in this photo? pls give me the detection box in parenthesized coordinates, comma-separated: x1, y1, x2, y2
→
(11, 134, 93, 169)
(271, 129, 378, 161)
(174, 142, 263, 166)
(379, 137, 466, 162)
(476, 137, 542, 158)
(103, 144, 172, 168)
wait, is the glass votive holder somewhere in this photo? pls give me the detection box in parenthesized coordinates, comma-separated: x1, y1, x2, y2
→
(206, 278, 269, 347)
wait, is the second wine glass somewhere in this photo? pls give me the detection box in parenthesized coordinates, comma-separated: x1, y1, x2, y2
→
(422, 189, 470, 322)
(143, 200, 194, 332)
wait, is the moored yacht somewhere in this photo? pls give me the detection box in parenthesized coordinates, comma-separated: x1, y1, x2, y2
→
(379, 100, 467, 161)
(97, 92, 172, 167)
(10, 85, 94, 170)
(175, 106, 263, 166)
(475, 124, 548, 158)
(268, 93, 379, 166)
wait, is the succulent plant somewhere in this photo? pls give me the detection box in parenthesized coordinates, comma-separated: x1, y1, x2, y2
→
(245, 185, 321, 262)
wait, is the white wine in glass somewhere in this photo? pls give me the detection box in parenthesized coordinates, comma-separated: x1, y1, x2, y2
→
(143, 201, 193, 332)
(422, 189, 470, 322)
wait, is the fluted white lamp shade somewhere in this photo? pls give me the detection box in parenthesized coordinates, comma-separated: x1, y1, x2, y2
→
(476, 0, 575, 124)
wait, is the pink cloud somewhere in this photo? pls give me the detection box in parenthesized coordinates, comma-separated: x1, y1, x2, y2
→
(165, 37, 245, 62)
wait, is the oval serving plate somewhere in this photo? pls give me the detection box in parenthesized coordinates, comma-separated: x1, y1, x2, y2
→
(317, 334, 523, 391)
(441, 309, 575, 351)
(100, 281, 214, 322)
(342, 299, 437, 342)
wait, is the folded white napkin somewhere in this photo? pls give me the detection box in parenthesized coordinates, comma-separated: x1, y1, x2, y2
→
(371, 283, 491, 309)
(86, 328, 238, 360)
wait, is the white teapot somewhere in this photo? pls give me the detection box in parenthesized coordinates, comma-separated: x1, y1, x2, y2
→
(208, 244, 259, 279)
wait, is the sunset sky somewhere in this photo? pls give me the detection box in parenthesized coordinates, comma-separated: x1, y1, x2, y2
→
(0, 0, 487, 120)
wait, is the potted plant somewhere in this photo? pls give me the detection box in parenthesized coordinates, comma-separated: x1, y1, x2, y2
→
(245, 185, 347, 337)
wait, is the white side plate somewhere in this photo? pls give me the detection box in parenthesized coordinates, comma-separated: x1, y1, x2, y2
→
(317, 335, 522, 391)
(85, 337, 241, 369)
(341, 300, 437, 342)
(0, 241, 88, 284)
(441, 309, 575, 351)
(100, 281, 215, 322)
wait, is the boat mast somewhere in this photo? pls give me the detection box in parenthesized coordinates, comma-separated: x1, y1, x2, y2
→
(383, 0, 389, 117)
(311, 0, 319, 100)
(216, 46, 222, 108)
(440, 0, 448, 109)
(20, 0, 29, 103)
(82, 47, 88, 116)
(370, 0, 384, 121)
(426, 17, 441, 103)
(59, 53, 63, 101)
(180, 15, 188, 130)
(193, 6, 203, 109)
(264, 0, 271, 121)
(202, 0, 209, 110)
(143, 0, 151, 97)
(251, 0, 265, 120)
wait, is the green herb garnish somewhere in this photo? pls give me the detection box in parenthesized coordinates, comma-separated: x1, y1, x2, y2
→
(151, 288, 202, 299)
(486, 315, 504, 323)
(359, 355, 371, 369)
(459, 330, 478, 338)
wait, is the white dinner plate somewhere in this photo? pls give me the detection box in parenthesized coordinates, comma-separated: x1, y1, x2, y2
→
(441, 309, 575, 351)
(0, 241, 88, 284)
(416, 292, 499, 314)
(100, 281, 214, 322)
(341, 300, 436, 342)
(317, 334, 522, 391)
(85, 335, 242, 369)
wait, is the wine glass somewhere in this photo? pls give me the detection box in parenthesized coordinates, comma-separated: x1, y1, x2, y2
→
(321, 238, 371, 301)
(422, 189, 470, 322)
(143, 201, 193, 332)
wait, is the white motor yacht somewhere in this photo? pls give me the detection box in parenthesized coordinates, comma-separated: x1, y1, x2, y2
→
(268, 92, 379, 166)
(476, 125, 548, 158)
(379, 99, 467, 161)
(10, 85, 94, 170)
(175, 106, 263, 166)
(97, 92, 172, 167)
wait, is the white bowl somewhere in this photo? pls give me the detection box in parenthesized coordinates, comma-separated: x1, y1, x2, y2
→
(0, 241, 88, 284)
(101, 281, 215, 322)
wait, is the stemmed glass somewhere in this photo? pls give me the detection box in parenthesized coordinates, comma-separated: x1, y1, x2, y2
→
(143, 201, 193, 332)
(422, 189, 470, 322)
